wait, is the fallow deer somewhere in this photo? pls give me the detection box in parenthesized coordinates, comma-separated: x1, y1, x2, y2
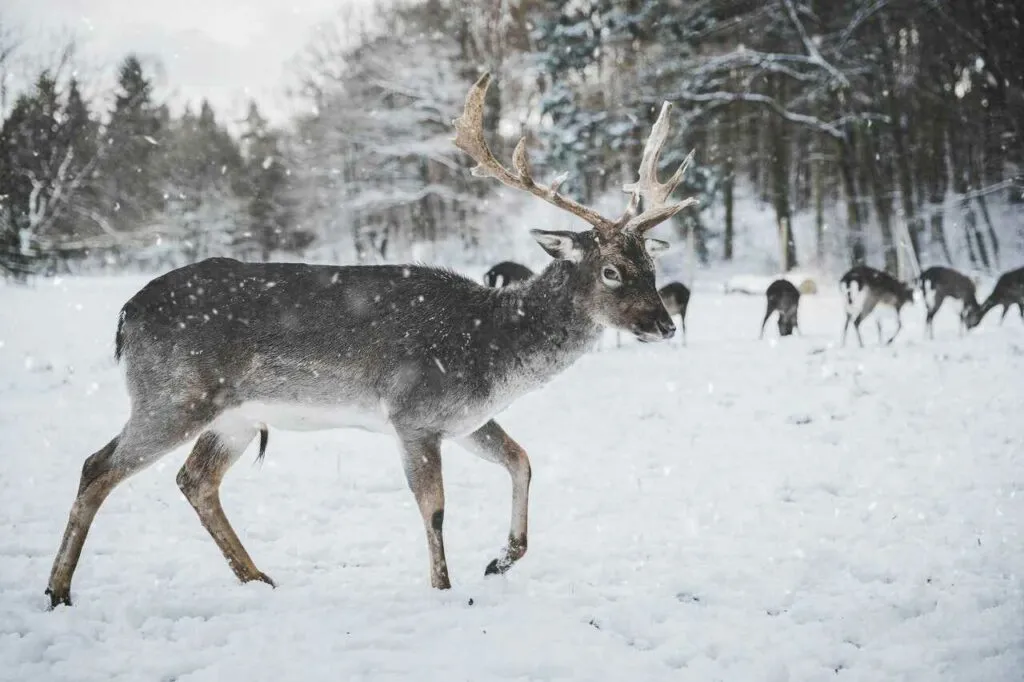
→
(840, 265, 914, 347)
(483, 260, 534, 288)
(759, 278, 800, 339)
(44, 72, 698, 608)
(965, 265, 1024, 328)
(658, 282, 690, 346)
(919, 266, 980, 338)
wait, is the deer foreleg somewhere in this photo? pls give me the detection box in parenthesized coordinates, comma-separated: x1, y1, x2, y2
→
(398, 433, 450, 589)
(459, 420, 531, 578)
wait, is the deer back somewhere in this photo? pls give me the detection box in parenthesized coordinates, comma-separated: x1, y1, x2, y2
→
(117, 257, 599, 437)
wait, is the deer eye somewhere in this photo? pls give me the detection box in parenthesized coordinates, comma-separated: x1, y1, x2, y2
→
(601, 265, 622, 288)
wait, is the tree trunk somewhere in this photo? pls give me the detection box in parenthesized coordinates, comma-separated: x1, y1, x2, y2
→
(722, 103, 735, 261)
(838, 132, 865, 266)
(768, 77, 797, 271)
(859, 126, 897, 275)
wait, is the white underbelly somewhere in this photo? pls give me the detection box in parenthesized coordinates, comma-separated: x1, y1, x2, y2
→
(213, 400, 392, 435)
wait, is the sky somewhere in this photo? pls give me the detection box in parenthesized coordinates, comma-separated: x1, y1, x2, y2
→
(3, 0, 375, 124)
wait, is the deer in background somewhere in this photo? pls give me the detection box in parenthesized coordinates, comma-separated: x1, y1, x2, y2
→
(44, 72, 698, 608)
(840, 265, 915, 347)
(615, 281, 690, 348)
(919, 266, 980, 338)
(759, 278, 800, 339)
(658, 282, 690, 346)
(483, 260, 534, 288)
(965, 265, 1024, 328)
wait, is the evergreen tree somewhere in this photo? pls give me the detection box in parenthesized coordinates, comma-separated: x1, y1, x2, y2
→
(98, 55, 164, 232)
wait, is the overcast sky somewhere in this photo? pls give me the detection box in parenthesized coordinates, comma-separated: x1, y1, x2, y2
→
(4, 0, 373, 123)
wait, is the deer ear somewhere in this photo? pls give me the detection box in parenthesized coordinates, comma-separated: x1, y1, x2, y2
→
(530, 229, 584, 262)
(645, 238, 671, 257)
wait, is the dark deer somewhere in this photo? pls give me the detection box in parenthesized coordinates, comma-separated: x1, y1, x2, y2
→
(965, 266, 1024, 328)
(658, 282, 690, 346)
(483, 261, 534, 288)
(759, 278, 800, 339)
(840, 265, 914, 347)
(919, 266, 980, 338)
(44, 72, 698, 608)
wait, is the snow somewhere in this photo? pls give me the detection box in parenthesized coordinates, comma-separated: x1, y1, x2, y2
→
(2, 274, 1023, 681)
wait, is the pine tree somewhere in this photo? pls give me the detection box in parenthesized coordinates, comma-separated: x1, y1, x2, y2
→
(98, 55, 164, 233)
(240, 102, 305, 260)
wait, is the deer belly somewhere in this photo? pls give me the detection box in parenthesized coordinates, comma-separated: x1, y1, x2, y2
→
(216, 401, 392, 434)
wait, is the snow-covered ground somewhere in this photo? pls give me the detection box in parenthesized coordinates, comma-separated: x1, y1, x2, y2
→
(1, 273, 1023, 682)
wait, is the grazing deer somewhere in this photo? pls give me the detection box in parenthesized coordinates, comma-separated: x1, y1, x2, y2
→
(919, 266, 980, 338)
(965, 266, 1024, 328)
(658, 282, 690, 346)
(840, 265, 914, 347)
(759, 278, 800, 339)
(483, 260, 534, 288)
(615, 281, 690, 348)
(44, 72, 697, 608)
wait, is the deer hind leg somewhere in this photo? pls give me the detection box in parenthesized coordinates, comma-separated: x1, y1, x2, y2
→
(398, 432, 450, 589)
(459, 420, 531, 578)
(679, 315, 687, 346)
(886, 310, 904, 345)
(46, 413, 202, 608)
(176, 420, 273, 587)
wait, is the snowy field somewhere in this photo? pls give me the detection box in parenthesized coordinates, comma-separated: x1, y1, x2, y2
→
(1, 272, 1023, 682)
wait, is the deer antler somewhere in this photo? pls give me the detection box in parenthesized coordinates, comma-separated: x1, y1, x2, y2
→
(452, 72, 619, 239)
(618, 102, 699, 233)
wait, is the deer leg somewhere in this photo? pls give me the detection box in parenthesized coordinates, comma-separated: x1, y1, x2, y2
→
(176, 423, 273, 587)
(886, 311, 903, 345)
(759, 307, 773, 340)
(1000, 304, 1009, 324)
(398, 433, 450, 589)
(459, 420, 531, 578)
(841, 313, 852, 346)
(46, 414, 200, 608)
(852, 313, 868, 348)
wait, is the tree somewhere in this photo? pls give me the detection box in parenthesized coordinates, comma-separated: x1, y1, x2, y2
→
(97, 55, 164, 233)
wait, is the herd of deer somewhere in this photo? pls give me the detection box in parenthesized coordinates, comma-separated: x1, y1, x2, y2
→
(41, 74, 1024, 610)
(486, 259, 1024, 347)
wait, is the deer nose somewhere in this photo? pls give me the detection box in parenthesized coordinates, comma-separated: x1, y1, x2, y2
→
(655, 315, 676, 339)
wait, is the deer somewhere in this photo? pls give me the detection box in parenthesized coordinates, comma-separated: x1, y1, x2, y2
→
(658, 282, 690, 346)
(965, 265, 1024, 328)
(615, 281, 690, 349)
(759, 278, 800, 339)
(918, 266, 980, 338)
(840, 265, 915, 347)
(44, 72, 698, 609)
(483, 260, 534, 288)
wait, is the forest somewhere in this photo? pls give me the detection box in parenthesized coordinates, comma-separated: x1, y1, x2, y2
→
(1, 0, 1021, 280)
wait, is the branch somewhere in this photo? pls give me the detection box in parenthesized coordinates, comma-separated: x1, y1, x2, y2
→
(671, 90, 845, 138)
(780, 0, 849, 87)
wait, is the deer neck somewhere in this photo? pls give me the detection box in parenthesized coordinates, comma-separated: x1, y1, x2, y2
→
(493, 260, 602, 379)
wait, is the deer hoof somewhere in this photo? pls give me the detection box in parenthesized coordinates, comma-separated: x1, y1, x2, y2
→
(485, 557, 515, 576)
(45, 587, 72, 609)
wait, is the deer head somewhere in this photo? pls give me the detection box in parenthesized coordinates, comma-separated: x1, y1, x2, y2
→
(453, 73, 698, 342)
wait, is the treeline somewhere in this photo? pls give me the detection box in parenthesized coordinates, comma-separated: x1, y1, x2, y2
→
(0, 53, 307, 277)
(292, 0, 1023, 274)
(2, 1, 1022, 278)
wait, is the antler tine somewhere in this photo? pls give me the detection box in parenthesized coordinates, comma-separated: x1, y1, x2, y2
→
(452, 72, 616, 235)
(618, 102, 700, 234)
